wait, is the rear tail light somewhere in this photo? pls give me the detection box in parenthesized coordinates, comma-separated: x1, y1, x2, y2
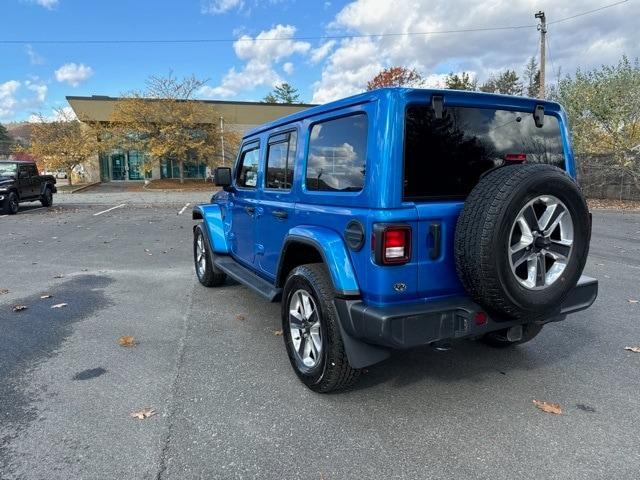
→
(504, 153, 526, 162)
(474, 311, 488, 326)
(373, 225, 411, 265)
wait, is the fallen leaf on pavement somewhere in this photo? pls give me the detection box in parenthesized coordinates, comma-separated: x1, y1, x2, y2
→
(51, 303, 67, 309)
(13, 305, 28, 312)
(533, 400, 562, 415)
(40, 294, 52, 299)
(628, 299, 639, 304)
(624, 346, 640, 353)
(118, 336, 137, 347)
(274, 329, 283, 336)
(130, 407, 156, 420)
(235, 314, 245, 321)
(0, 288, 9, 295)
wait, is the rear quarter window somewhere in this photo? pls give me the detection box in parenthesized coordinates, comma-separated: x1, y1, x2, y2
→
(305, 114, 367, 192)
(404, 105, 566, 200)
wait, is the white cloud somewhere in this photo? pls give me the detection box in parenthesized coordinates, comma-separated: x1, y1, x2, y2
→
(54, 63, 94, 87)
(311, 37, 383, 104)
(26, 45, 45, 65)
(26, 81, 48, 103)
(283, 62, 294, 75)
(28, 106, 76, 123)
(312, 0, 640, 103)
(309, 40, 336, 64)
(201, 24, 310, 98)
(0, 81, 21, 118)
(201, 0, 243, 14)
(30, 0, 58, 8)
(0, 80, 47, 119)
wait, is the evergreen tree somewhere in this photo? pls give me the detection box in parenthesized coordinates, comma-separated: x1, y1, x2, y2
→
(480, 70, 523, 95)
(524, 57, 541, 97)
(0, 124, 14, 156)
(263, 83, 302, 104)
(444, 72, 477, 91)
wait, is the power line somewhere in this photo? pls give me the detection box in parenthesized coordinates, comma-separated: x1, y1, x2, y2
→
(546, 34, 558, 84)
(548, 0, 628, 25)
(0, 25, 536, 45)
(0, 0, 628, 45)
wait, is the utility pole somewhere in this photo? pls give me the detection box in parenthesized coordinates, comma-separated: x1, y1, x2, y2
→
(220, 116, 225, 166)
(535, 10, 547, 98)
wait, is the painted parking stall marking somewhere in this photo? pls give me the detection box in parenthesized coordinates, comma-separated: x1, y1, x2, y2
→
(93, 204, 126, 216)
(178, 203, 190, 215)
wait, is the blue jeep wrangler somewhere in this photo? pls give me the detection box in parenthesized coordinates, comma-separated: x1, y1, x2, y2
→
(193, 88, 598, 392)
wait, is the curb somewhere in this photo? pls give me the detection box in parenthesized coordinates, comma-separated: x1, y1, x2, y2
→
(69, 182, 101, 194)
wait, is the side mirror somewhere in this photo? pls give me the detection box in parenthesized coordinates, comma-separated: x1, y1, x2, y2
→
(214, 167, 232, 187)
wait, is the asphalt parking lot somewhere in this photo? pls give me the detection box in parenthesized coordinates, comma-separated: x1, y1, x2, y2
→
(1, 195, 639, 480)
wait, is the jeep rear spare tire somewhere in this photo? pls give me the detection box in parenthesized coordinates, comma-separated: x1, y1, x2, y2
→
(455, 164, 590, 319)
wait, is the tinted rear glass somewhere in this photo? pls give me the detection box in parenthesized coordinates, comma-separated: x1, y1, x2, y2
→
(306, 114, 367, 192)
(404, 105, 566, 200)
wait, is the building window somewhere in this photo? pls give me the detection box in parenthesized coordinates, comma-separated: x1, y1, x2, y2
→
(266, 131, 297, 189)
(127, 151, 144, 180)
(160, 158, 207, 179)
(99, 154, 110, 182)
(305, 114, 367, 192)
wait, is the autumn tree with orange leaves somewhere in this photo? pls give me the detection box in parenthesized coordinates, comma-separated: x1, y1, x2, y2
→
(366, 66, 423, 90)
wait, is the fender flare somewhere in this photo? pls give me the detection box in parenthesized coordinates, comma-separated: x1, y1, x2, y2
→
(277, 226, 360, 297)
(192, 204, 229, 254)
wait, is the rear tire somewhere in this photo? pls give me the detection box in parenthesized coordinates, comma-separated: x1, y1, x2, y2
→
(194, 224, 227, 287)
(282, 264, 360, 393)
(3, 192, 19, 215)
(41, 187, 53, 207)
(480, 323, 544, 348)
(455, 164, 590, 319)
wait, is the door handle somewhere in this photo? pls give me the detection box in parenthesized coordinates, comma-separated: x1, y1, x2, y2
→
(244, 206, 255, 215)
(272, 210, 288, 220)
(429, 223, 441, 260)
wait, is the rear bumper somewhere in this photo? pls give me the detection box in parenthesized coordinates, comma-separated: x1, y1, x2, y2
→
(335, 275, 598, 350)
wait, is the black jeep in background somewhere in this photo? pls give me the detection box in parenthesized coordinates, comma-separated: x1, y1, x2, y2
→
(0, 160, 57, 215)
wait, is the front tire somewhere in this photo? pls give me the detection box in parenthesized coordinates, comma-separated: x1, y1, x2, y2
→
(193, 224, 227, 287)
(282, 264, 360, 393)
(3, 192, 19, 215)
(41, 187, 53, 207)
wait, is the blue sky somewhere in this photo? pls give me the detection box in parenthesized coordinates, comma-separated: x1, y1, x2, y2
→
(1, 0, 638, 121)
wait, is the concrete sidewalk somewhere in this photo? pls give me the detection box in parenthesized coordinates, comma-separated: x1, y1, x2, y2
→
(55, 182, 213, 205)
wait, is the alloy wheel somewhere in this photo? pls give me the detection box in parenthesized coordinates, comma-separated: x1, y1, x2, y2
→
(288, 289, 322, 368)
(195, 234, 207, 278)
(508, 195, 574, 290)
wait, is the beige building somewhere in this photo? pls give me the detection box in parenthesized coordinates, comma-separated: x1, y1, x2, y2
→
(66, 95, 313, 183)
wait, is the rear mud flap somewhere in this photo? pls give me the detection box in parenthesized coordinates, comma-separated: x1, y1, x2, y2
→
(333, 300, 391, 369)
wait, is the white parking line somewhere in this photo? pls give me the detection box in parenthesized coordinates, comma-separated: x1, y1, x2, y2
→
(178, 203, 190, 215)
(93, 204, 126, 216)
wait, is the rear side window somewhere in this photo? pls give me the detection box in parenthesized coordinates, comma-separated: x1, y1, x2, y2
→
(266, 130, 297, 190)
(236, 144, 260, 188)
(404, 105, 566, 200)
(27, 164, 38, 176)
(305, 114, 367, 192)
